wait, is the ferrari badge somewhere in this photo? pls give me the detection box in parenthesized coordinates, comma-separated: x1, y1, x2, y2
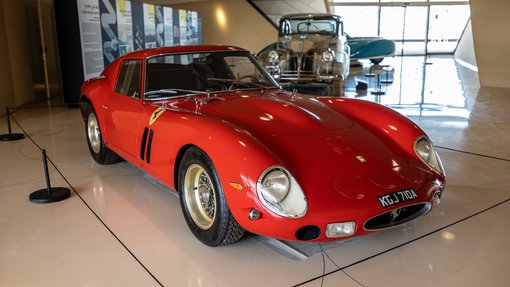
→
(150, 108, 165, 126)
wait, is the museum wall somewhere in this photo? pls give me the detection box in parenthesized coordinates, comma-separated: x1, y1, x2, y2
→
(470, 0, 510, 88)
(2, 0, 35, 107)
(0, 1, 15, 116)
(171, 0, 277, 54)
(0, 0, 59, 115)
(454, 19, 477, 72)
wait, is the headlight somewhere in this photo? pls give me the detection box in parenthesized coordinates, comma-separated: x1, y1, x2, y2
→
(414, 136, 445, 176)
(257, 166, 308, 218)
(268, 50, 279, 63)
(321, 50, 334, 63)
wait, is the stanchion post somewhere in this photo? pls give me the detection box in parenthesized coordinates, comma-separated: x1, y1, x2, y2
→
(42, 149, 52, 193)
(365, 64, 376, 78)
(29, 149, 71, 204)
(6, 108, 11, 134)
(371, 74, 386, 96)
(0, 107, 25, 141)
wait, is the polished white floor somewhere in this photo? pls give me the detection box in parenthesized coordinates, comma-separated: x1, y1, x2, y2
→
(1, 56, 509, 286)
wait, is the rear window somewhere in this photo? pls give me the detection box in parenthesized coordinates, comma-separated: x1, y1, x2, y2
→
(115, 60, 142, 98)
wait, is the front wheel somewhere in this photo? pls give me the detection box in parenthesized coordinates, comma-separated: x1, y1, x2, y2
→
(178, 147, 244, 246)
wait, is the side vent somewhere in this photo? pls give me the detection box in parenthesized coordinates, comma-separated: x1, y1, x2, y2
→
(146, 130, 154, 164)
(140, 127, 155, 164)
(140, 127, 149, 160)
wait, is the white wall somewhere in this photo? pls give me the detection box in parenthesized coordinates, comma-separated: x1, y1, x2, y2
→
(470, 0, 510, 88)
(171, 0, 277, 53)
(454, 19, 478, 72)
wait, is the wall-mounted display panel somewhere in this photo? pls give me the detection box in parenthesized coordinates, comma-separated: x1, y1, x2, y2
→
(76, 0, 202, 80)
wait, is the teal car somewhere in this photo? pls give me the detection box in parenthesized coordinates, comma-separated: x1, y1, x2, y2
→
(347, 34, 395, 64)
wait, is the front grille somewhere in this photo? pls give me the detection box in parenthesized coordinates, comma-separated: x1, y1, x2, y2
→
(364, 202, 431, 231)
(287, 53, 315, 72)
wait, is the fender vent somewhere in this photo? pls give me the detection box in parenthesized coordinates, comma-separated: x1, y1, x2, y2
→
(140, 127, 149, 160)
(140, 127, 155, 164)
(146, 129, 154, 163)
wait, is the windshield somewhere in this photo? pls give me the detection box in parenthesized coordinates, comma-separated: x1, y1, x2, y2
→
(279, 18, 339, 37)
(144, 51, 278, 99)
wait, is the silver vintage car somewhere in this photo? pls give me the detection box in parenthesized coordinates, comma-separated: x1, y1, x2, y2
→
(259, 14, 350, 87)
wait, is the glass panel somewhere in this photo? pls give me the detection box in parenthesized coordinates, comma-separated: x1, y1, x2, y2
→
(380, 6, 427, 55)
(334, 6, 379, 37)
(280, 18, 338, 36)
(225, 56, 264, 80)
(427, 5, 471, 53)
(380, 0, 422, 2)
(332, 0, 377, 2)
(115, 60, 142, 98)
(144, 51, 277, 98)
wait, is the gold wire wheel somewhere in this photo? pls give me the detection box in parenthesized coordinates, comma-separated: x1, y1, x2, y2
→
(184, 164, 217, 230)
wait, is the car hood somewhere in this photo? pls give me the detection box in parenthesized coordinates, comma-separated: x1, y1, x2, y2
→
(166, 90, 425, 202)
(191, 90, 401, 175)
(197, 90, 354, 135)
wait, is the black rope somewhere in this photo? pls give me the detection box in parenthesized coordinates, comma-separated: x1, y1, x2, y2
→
(9, 113, 165, 287)
(295, 197, 510, 286)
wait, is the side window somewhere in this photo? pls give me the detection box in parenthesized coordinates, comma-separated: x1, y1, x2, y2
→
(115, 60, 142, 98)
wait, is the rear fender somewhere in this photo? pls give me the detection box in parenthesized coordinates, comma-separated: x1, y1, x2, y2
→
(79, 76, 116, 144)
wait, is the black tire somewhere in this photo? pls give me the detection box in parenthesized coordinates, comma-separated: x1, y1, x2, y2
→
(83, 102, 120, 164)
(370, 57, 384, 64)
(178, 146, 244, 246)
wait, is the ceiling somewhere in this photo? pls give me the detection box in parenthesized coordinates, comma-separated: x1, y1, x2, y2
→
(134, 0, 328, 25)
(251, 0, 328, 24)
(132, 0, 209, 5)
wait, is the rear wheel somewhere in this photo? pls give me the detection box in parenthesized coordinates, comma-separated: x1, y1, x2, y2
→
(370, 57, 384, 64)
(178, 147, 244, 246)
(83, 103, 120, 164)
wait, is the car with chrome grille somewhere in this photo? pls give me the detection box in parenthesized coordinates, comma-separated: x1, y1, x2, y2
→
(258, 13, 350, 88)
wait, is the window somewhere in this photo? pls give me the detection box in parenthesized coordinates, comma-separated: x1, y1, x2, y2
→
(143, 51, 277, 99)
(280, 18, 339, 36)
(329, 1, 472, 55)
(115, 60, 142, 98)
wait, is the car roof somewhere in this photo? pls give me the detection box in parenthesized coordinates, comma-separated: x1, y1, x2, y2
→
(120, 45, 247, 60)
(280, 13, 342, 21)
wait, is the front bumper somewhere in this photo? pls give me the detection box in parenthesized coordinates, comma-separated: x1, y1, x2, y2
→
(279, 71, 338, 83)
(233, 177, 444, 242)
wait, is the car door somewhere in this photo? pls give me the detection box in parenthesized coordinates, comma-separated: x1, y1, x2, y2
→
(104, 59, 145, 160)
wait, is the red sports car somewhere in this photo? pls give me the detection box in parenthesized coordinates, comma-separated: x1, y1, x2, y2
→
(80, 45, 445, 247)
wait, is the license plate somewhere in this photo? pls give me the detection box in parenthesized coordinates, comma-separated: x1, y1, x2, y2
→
(378, 188, 418, 208)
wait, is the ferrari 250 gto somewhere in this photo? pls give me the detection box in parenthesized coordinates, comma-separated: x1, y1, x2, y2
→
(80, 45, 445, 246)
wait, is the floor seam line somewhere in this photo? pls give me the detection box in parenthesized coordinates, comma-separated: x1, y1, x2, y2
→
(293, 197, 510, 286)
(436, 146, 510, 162)
(9, 113, 165, 287)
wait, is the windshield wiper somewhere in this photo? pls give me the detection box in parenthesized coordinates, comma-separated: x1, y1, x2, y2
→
(207, 77, 271, 90)
(145, 88, 207, 99)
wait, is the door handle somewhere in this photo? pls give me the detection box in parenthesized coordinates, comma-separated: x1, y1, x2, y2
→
(102, 105, 108, 109)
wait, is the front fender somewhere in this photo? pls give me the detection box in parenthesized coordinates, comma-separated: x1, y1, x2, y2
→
(146, 110, 282, 229)
(319, 97, 425, 159)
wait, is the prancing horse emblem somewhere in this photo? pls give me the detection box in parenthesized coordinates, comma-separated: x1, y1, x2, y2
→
(389, 208, 401, 222)
(149, 107, 165, 126)
(356, 155, 367, 163)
